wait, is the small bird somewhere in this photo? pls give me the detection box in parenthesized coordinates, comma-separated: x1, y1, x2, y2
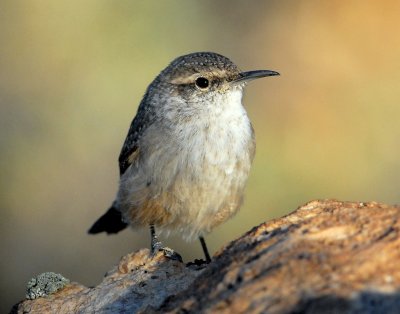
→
(88, 52, 279, 263)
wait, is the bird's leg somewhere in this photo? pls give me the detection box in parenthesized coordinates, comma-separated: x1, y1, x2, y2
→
(150, 224, 162, 253)
(149, 224, 182, 262)
(199, 236, 211, 263)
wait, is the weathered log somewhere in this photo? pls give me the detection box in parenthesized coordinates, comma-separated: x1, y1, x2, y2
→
(11, 200, 400, 314)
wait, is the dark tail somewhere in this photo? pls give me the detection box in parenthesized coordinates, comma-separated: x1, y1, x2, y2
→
(88, 205, 128, 234)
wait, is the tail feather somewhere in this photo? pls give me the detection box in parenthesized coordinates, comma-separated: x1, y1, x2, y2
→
(88, 205, 128, 234)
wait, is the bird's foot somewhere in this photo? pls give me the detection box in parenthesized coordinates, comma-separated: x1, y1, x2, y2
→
(151, 241, 183, 262)
(186, 258, 210, 267)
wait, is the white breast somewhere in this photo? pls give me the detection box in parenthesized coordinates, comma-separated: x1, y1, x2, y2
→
(177, 89, 253, 169)
(166, 89, 255, 238)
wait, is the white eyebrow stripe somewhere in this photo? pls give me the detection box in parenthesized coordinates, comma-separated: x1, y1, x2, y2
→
(170, 73, 199, 85)
(170, 69, 229, 85)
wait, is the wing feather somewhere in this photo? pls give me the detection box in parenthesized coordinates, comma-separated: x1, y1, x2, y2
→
(118, 92, 153, 175)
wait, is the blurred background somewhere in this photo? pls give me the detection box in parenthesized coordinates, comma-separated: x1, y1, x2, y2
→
(1, 0, 400, 311)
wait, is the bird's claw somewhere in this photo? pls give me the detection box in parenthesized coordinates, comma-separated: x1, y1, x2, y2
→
(151, 243, 183, 263)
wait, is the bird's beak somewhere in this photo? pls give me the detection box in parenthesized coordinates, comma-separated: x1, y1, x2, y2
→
(232, 70, 280, 85)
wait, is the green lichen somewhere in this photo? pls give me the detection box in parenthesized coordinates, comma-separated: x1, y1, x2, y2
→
(26, 272, 70, 300)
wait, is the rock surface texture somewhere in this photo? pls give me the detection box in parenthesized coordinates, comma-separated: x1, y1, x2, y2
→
(11, 200, 400, 314)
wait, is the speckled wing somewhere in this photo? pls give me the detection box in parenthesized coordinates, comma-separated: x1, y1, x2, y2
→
(118, 125, 139, 176)
(118, 94, 153, 176)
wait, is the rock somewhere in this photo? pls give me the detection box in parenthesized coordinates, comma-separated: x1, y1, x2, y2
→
(11, 200, 400, 314)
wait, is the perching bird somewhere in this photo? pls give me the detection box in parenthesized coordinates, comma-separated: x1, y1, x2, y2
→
(88, 52, 279, 263)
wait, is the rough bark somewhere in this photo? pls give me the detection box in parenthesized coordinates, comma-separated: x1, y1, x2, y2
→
(11, 200, 400, 314)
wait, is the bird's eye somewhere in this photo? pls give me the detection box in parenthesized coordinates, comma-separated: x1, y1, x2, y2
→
(195, 77, 209, 89)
